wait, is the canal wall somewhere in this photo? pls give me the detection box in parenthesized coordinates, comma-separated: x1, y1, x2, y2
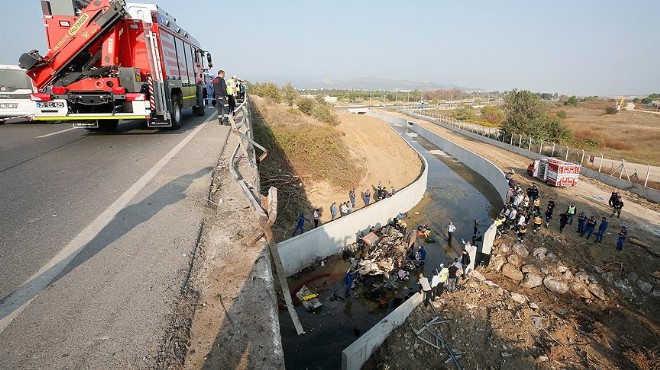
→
(276, 121, 429, 277)
(341, 293, 423, 370)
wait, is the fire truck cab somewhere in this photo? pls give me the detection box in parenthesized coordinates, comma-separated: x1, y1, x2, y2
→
(20, 0, 212, 131)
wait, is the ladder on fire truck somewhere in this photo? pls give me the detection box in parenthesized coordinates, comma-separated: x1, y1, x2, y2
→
(143, 23, 169, 126)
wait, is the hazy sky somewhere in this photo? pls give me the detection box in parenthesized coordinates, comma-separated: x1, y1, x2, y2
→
(1, 0, 658, 95)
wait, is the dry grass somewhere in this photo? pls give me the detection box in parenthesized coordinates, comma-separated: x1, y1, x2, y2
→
(251, 96, 362, 190)
(548, 101, 660, 165)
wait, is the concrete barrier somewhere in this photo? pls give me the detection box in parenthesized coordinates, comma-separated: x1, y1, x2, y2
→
(276, 123, 429, 277)
(405, 112, 660, 204)
(341, 293, 423, 370)
(411, 123, 509, 203)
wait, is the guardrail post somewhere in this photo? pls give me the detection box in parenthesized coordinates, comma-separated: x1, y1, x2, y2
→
(644, 165, 650, 187)
(551, 143, 555, 157)
(510, 135, 514, 145)
(539, 140, 543, 154)
(565, 146, 569, 161)
(528, 137, 532, 151)
(518, 135, 522, 147)
(598, 154, 604, 172)
(580, 150, 585, 165)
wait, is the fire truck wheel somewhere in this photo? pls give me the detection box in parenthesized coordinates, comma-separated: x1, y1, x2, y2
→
(170, 95, 183, 129)
(0, 120, 5, 125)
(192, 104, 205, 116)
(98, 120, 119, 132)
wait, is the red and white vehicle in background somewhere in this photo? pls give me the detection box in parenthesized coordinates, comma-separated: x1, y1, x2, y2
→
(20, 0, 212, 131)
(527, 157, 581, 187)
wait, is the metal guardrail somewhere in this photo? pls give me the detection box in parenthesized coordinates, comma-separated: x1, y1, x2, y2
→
(400, 105, 658, 189)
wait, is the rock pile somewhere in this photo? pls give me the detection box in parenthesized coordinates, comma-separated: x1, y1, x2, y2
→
(486, 242, 608, 302)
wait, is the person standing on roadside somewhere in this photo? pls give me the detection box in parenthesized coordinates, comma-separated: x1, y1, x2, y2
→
(292, 212, 309, 236)
(349, 189, 356, 208)
(447, 259, 459, 292)
(616, 226, 628, 251)
(364, 189, 371, 206)
(418, 245, 427, 267)
(612, 196, 624, 218)
(559, 212, 569, 233)
(460, 248, 471, 279)
(447, 221, 456, 242)
(566, 203, 577, 225)
(577, 212, 587, 234)
(212, 70, 229, 125)
(330, 202, 338, 221)
(582, 216, 597, 239)
(313, 209, 320, 228)
(226, 75, 237, 117)
(437, 264, 448, 297)
(344, 270, 354, 299)
(418, 272, 433, 307)
(544, 204, 554, 228)
(594, 217, 608, 243)
(430, 270, 440, 300)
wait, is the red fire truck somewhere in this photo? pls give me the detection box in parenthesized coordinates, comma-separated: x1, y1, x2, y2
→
(19, 0, 212, 131)
(527, 157, 581, 187)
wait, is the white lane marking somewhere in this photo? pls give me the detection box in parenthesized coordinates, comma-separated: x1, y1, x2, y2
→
(406, 132, 418, 138)
(0, 117, 212, 334)
(35, 127, 80, 139)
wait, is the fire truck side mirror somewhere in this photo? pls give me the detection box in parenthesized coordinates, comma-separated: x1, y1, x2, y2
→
(206, 53, 213, 68)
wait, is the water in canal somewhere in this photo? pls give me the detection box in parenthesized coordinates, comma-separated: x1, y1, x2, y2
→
(278, 120, 504, 369)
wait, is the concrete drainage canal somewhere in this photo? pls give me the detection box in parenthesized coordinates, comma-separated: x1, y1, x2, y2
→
(278, 116, 504, 369)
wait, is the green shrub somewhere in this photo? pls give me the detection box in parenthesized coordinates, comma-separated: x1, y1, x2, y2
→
(248, 82, 281, 102)
(297, 98, 315, 115)
(311, 103, 339, 125)
(604, 107, 618, 115)
(556, 110, 567, 119)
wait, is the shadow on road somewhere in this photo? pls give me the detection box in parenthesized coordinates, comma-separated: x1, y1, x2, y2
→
(0, 167, 211, 324)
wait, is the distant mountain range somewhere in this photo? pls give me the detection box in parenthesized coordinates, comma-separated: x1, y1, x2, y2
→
(248, 75, 469, 91)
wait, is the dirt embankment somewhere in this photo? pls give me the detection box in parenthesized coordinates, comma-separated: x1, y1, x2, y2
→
(365, 111, 660, 369)
(251, 97, 421, 241)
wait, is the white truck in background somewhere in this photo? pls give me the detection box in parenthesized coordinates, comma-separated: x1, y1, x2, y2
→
(0, 65, 36, 124)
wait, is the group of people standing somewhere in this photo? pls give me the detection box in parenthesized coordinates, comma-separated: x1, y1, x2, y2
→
(417, 248, 471, 307)
(209, 70, 246, 125)
(494, 182, 629, 251)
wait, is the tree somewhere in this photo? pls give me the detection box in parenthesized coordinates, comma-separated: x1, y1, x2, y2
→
(501, 90, 546, 134)
(452, 106, 477, 121)
(564, 96, 578, 107)
(281, 82, 298, 107)
(501, 89, 572, 142)
(480, 105, 504, 125)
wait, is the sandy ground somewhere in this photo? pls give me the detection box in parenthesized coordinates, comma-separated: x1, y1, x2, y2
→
(307, 112, 422, 223)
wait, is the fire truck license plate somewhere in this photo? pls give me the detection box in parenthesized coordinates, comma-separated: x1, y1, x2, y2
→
(37, 102, 65, 108)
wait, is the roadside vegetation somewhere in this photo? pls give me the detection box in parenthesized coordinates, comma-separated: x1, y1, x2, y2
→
(249, 82, 339, 125)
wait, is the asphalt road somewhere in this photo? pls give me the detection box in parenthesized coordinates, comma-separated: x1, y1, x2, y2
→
(0, 111, 229, 368)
